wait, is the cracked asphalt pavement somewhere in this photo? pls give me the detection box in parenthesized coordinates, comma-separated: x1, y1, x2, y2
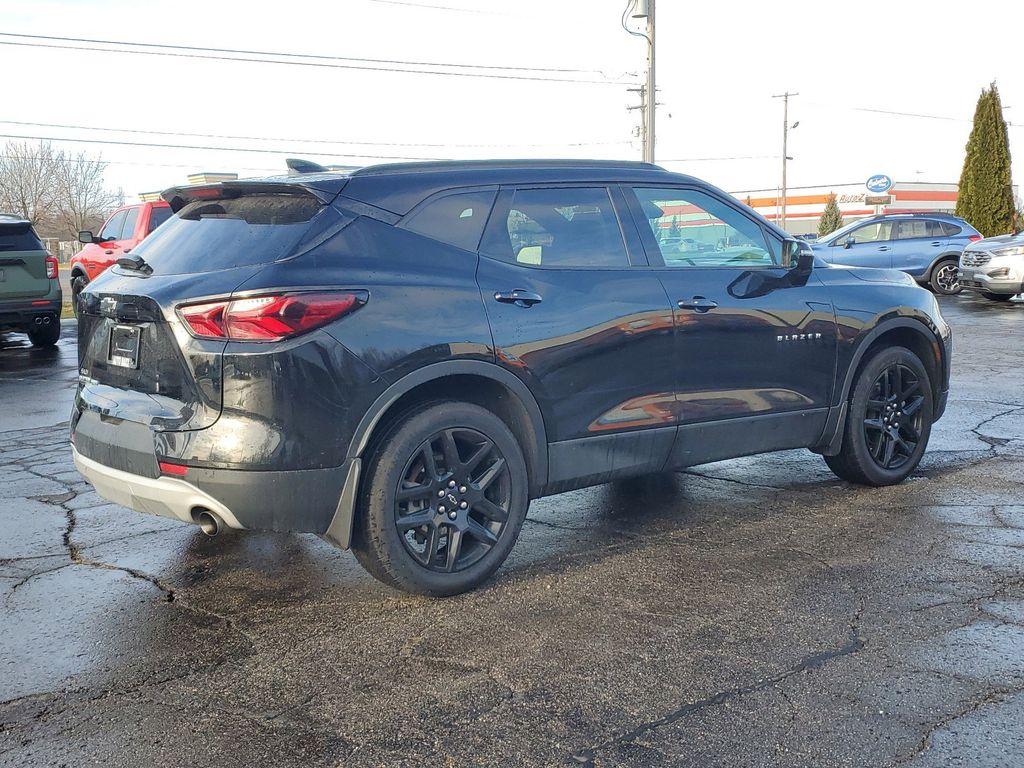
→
(2, 296, 1023, 767)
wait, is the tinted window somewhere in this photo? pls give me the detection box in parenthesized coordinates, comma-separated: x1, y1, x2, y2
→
(0, 223, 44, 252)
(132, 194, 327, 275)
(99, 210, 127, 242)
(147, 206, 173, 234)
(844, 221, 893, 244)
(483, 187, 628, 268)
(896, 220, 929, 240)
(120, 207, 140, 240)
(936, 221, 961, 237)
(403, 189, 496, 251)
(633, 187, 777, 267)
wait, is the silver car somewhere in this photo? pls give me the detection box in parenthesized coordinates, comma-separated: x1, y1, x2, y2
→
(958, 232, 1024, 302)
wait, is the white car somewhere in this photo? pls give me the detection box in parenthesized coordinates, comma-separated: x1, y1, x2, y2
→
(958, 232, 1024, 301)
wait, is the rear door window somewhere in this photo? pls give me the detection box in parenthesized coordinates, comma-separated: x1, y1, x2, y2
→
(120, 207, 140, 240)
(895, 220, 929, 240)
(99, 210, 127, 242)
(132, 193, 325, 275)
(403, 189, 496, 251)
(481, 187, 628, 268)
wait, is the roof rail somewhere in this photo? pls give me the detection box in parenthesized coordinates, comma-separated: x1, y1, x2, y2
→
(351, 158, 664, 177)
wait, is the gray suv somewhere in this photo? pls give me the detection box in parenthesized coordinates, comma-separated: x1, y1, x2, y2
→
(959, 232, 1024, 301)
(0, 214, 62, 346)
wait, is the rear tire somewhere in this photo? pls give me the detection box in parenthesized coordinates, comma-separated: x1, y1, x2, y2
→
(824, 347, 933, 486)
(27, 321, 60, 347)
(352, 401, 529, 596)
(929, 259, 961, 295)
(981, 291, 1015, 302)
(71, 274, 88, 318)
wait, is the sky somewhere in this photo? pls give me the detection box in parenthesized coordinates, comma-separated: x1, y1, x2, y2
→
(1, 0, 1021, 201)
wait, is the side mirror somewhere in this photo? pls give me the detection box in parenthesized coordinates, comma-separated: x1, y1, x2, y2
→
(78, 230, 95, 245)
(783, 238, 814, 284)
(843, 237, 854, 249)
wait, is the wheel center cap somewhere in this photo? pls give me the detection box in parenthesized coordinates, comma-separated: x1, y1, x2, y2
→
(446, 492, 459, 508)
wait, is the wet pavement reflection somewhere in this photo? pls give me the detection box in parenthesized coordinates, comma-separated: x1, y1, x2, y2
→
(1, 294, 1023, 767)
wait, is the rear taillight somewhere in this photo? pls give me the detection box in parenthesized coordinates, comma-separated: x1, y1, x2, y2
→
(177, 291, 366, 341)
(968, 234, 982, 242)
(45, 255, 58, 279)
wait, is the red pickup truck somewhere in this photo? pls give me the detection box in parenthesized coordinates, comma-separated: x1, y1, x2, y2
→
(70, 201, 172, 314)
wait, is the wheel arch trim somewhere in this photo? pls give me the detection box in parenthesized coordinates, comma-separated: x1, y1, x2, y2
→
(323, 360, 549, 551)
(813, 316, 945, 455)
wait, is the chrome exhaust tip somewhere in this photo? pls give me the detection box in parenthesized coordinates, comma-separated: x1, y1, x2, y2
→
(33, 316, 43, 325)
(193, 509, 221, 536)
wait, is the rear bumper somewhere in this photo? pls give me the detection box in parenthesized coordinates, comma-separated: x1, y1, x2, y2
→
(0, 296, 61, 329)
(73, 447, 245, 529)
(70, 434, 354, 540)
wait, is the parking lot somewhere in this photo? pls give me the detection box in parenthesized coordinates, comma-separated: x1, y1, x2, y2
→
(0, 293, 1022, 767)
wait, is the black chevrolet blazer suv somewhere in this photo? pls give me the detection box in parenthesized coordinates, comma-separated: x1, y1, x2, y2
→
(72, 160, 951, 595)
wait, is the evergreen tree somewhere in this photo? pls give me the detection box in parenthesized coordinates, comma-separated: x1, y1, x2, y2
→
(818, 193, 843, 236)
(955, 83, 1015, 236)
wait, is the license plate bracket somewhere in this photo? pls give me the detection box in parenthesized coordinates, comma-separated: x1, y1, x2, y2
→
(108, 325, 141, 369)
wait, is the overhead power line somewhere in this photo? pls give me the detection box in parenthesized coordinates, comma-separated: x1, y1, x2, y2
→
(0, 133, 446, 161)
(0, 119, 631, 150)
(0, 32, 630, 85)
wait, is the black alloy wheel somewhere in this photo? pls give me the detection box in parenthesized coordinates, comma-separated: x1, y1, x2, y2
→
(861, 363, 925, 471)
(394, 427, 511, 573)
(824, 346, 933, 486)
(352, 401, 529, 596)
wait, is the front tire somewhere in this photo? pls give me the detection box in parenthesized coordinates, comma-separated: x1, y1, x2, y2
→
(929, 259, 961, 295)
(981, 291, 1015, 302)
(824, 347, 933, 486)
(71, 273, 88, 318)
(352, 401, 529, 596)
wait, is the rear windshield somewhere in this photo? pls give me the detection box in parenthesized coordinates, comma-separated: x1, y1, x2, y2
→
(0, 223, 44, 252)
(132, 194, 323, 274)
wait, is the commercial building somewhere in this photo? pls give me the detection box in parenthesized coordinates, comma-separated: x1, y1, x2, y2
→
(731, 181, 959, 235)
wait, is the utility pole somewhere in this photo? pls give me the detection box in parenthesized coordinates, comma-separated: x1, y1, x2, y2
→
(772, 91, 798, 231)
(628, 0, 656, 163)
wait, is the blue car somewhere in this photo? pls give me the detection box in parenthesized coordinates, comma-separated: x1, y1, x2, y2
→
(810, 213, 981, 295)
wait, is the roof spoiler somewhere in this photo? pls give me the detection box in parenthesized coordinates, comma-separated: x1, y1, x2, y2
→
(286, 158, 328, 175)
(161, 179, 336, 213)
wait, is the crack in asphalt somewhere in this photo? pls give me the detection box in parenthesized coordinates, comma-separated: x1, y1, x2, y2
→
(571, 602, 867, 765)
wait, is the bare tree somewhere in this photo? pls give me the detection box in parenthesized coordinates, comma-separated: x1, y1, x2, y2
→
(53, 151, 121, 239)
(0, 141, 60, 224)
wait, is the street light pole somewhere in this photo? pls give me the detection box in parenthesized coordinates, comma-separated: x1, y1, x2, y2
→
(772, 91, 798, 231)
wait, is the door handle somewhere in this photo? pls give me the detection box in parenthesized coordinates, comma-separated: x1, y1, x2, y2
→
(878, 246, 890, 251)
(494, 289, 543, 308)
(930, 241, 942, 246)
(104, 250, 113, 255)
(678, 296, 718, 313)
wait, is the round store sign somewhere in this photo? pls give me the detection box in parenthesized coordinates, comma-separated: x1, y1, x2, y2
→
(866, 174, 893, 194)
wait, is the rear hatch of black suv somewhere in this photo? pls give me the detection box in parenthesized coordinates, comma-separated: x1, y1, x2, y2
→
(74, 180, 352, 469)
